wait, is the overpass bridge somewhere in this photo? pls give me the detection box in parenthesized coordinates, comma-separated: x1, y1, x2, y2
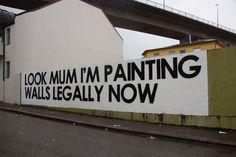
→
(1, 0, 236, 45)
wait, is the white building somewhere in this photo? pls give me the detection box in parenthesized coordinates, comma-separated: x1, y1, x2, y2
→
(0, 0, 123, 103)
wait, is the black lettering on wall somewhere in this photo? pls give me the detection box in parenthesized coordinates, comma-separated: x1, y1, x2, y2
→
(73, 86, 82, 101)
(67, 68, 77, 84)
(121, 84, 137, 103)
(179, 55, 201, 78)
(114, 64, 127, 81)
(127, 63, 132, 80)
(24, 74, 28, 85)
(104, 65, 113, 82)
(145, 60, 155, 80)
(131, 62, 145, 81)
(161, 58, 178, 79)
(28, 73, 35, 85)
(81, 68, 86, 83)
(59, 70, 66, 84)
(35, 72, 41, 85)
(49, 69, 77, 85)
(41, 72, 47, 85)
(82, 86, 88, 101)
(138, 83, 158, 103)
(45, 86, 50, 100)
(95, 85, 104, 102)
(63, 86, 72, 101)
(86, 67, 100, 83)
(57, 86, 63, 100)
(32, 87, 38, 99)
(156, 59, 161, 79)
(50, 71, 59, 84)
(109, 84, 120, 102)
(25, 87, 32, 99)
(87, 86, 94, 102)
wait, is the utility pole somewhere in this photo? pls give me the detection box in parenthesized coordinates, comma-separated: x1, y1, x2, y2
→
(163, 0, 165, 9)
(215, 3, 219, 27)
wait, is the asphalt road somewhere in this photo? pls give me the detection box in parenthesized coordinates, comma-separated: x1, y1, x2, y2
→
(0, 110, 236, 157)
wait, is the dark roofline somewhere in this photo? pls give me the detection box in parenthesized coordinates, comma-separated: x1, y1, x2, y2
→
(16, 0, 61, 16)
(142, 39, 227, 55)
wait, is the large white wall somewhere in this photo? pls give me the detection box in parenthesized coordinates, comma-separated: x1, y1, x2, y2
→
(21, 51, 209, 115)
(5, 0, 123, 76)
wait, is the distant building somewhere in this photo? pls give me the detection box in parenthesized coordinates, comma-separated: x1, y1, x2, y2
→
(142, 39, 226, 58)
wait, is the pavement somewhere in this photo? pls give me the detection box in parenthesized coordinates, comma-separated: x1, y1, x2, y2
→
(0, 102, 236, 147)
(2, 110, 236, 157)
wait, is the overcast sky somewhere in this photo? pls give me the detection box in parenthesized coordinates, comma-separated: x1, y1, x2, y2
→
(1, 0, 236, 60)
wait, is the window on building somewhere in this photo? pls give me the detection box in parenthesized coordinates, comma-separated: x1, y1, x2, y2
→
(193, 48, 201, 52)
(6, 28, 10, 45)
(169, 51, 175, 54)
(154, 53, 160, 56)
(6, 61, 10, 78)
(180, 49, 186, 53)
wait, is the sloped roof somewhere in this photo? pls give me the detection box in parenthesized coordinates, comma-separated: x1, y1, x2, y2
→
(142, 39, 227, 56)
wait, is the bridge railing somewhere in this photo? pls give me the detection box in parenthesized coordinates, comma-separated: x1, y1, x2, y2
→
(134, 0, 236, 34)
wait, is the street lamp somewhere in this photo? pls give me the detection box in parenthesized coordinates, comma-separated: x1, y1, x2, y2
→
(215, 3, 219, 27)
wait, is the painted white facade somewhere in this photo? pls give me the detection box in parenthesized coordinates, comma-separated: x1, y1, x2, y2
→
(0, 0, 123, 104)
(5, 0, 123, 77)
(4, 74, 21, 104)
(22, 51, 209, 115)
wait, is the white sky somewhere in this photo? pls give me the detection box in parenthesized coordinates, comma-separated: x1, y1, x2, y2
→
(1, 0, 236, 60)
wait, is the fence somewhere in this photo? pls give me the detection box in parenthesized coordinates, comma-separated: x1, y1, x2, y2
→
(134, 0, 236, 34)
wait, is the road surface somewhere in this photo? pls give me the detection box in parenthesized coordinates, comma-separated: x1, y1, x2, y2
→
(0, 110, 235, 157)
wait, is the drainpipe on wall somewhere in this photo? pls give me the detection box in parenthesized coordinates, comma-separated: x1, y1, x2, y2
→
(2, 27, 6, 102)
(0, 27, 6, 102)
(0, 26, 5, 101)
(0, 27, 3, 80)
(2, 28, 5, 82)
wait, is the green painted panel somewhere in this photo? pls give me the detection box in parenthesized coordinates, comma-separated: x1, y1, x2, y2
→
(208, 47, 236, 116)
(40, 105, 236, 129)
(163, 114, 181, 125)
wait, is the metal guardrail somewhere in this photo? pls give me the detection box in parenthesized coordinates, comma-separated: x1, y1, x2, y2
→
(134, 0, 236, 34)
